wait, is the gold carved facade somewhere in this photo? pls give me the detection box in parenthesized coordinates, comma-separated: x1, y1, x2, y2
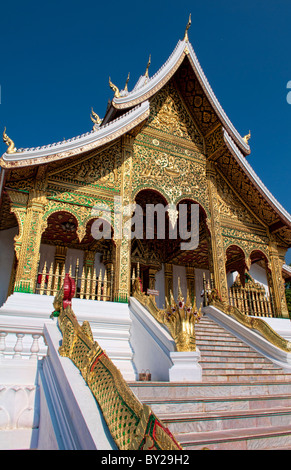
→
(1, 77, 289, 317)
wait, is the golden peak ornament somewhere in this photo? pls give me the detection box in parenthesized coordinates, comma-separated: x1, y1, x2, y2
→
(184, 13, 191, 42)
(243, 130, 251, 145)
(90, 108, 102, 126)
(124, 72, 130, 92)
(109, 77, 120, 98)
(3, 127, 16, 154)
(145, 54, 151, 78)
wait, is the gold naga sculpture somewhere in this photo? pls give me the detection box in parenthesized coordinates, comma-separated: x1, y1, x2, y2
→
(3, 127, 16, 154)
(90, 108, 102, 128)
(132, 275, 202, 352)
(109, 77, 120, 98)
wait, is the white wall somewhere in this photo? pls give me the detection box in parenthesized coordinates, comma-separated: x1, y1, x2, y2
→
(249, 263, 269, 294)
(0, 227, 18, 307)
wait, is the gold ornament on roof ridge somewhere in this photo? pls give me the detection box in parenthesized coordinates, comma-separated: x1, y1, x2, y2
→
(184, 13, 191, 42)
(3, 127, 16, 154)
(124, 72, 130, 92)
(90, 108, 102, 126)
(145, 54, 151, 78)
(109, 77, 120, 98)
(243, 130, 251, 144)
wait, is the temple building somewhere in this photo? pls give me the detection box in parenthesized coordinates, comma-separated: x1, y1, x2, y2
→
(2, 19, 291, 451)
(1, 26, 290, 318)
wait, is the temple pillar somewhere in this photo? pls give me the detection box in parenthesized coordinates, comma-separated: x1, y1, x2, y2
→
(113, 135, 133, 302)
(83, 250, 95, 274)
(149, 267, 159, 291)
(268, 237, 289, 318)
(186, 266, 195, 303)
(164, 263, 173, 301)
(14, 190, 47, 293)
(206, 162, 229, 303)
(54, 246, 67, 273)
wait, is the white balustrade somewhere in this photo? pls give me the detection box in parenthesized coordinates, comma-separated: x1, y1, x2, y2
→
(0, 330, 46, 360)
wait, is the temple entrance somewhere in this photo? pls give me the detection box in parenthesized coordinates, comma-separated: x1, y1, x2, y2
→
(226, 245, 274, 316)
(131, 189, 212, 309)
(36, 211, 115, 301)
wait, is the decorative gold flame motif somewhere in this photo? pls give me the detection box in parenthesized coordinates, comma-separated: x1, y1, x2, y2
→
(243, 130, 251, 144)
(109, 77, 120, 98)
(90, 108, 102, 127)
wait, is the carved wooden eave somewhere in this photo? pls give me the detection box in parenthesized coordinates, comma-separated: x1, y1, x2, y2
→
(105, 39, 251, 157)
(223, 130, 291, 245)
(0, 101, 150, 170)
(282, 264, 291, 281)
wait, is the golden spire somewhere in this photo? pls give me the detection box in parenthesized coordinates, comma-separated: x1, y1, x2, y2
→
(243, 130, 251, 144)
(109, 77, 120, 98)
(90, 108, 102, 126)
(3, 127, 16, 154)
(184, 13, 191, 42)
(124, 72, 130, 92)
(145, 54, 151, 78)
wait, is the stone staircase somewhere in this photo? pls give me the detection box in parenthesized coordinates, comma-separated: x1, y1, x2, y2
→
(130, 314, 291, 450)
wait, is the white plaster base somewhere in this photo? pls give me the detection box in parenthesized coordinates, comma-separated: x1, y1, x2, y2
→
(169, 350, 202, 382)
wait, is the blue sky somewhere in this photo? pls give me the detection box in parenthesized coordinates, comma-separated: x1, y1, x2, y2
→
(0, 0, 290, 262)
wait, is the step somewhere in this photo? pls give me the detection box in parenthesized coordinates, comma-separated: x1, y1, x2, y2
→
(176, 424, 291, 450)
(199, 360, 281, 370)
(142, 394, 291, 414)
(202, 373, 291, 383)
(157, 407, 291, 434)
(129, 381, 291, 400)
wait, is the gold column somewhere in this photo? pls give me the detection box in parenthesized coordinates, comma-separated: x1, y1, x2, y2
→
(83, 250, 95, 274)
(149, 267, 158, 291)
(54, 246, 68, 273)
(114, 135, 133, 303)
(164, 263, 173, 301)
(268, 237, 289, 318)
(14, 190, 47, 293)
(206, 162, 229, 303)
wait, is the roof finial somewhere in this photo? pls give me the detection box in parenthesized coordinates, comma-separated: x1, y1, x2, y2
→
(184, 13, 191, 42)
(90, 108, 102, 127)
(124, 72, 130, 92)
(3, 127, 16, 154)
(145, 54, 151, 78)
(109, 77, 120, 98)
(243, 130, 251, 145)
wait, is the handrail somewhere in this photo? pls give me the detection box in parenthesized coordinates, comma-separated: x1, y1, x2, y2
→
(54, 274, 182, 451)
(208, 290, 291, 353)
